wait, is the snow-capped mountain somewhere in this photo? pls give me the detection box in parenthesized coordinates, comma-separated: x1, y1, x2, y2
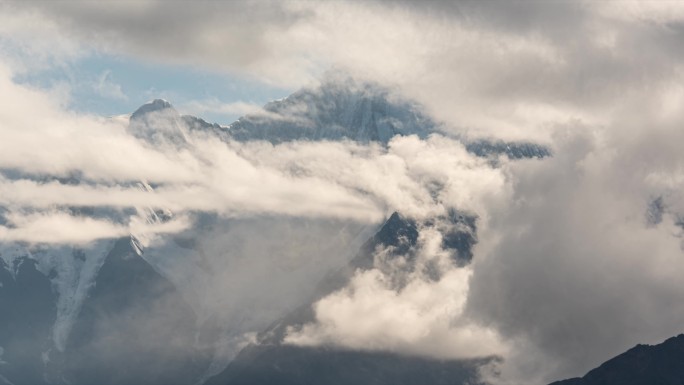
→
(0, 77, 550, 385)
(224, 75, 550, 161)
(128, 98, 190, 147)
(227, 76, 436, 144)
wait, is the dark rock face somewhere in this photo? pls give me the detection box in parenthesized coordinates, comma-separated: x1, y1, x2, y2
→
(0, 258, 56, 385)
(465, 139, 551, 160)
(61, 238, 211, 385)
(348, 212, 420, 271)
(549, 334, 684, 385)
(350, 210, 476, 271)
(646, 196, 666, 226)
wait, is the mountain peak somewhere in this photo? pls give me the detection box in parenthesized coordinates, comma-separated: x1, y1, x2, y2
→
(227, 78, 436, 144)
(131, 99, 175, 121)
(128, 99, 187, 147)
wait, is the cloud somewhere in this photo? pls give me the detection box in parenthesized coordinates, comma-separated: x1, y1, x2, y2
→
(466, 124, 684, 383)
(285, 226, 507, 360)
(234, 135, 506, 220)
(0, 128, 503, 244)
(179, 98, 315, 126)
(6, 1, 682, 142)
(0, 2, 612, 123)
(92, 70, 127, 101)
(180, 99, 271, 118)
(0, 212, 128, 245)
(285, 268, 504, 359)
(0, 56, 510, 245)
(0, 1, 316, 85)
(0, 2, 86, 73)
(0, 208, 190, 245)
(0, 63, 202, 183)
(0, 63, 385, 240)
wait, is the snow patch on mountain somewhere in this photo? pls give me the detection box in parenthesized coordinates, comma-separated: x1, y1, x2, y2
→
(33, 240, 115, 351)
(0, 239, 116, 352)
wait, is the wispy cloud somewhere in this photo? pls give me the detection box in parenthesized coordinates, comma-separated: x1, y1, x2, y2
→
(181, 99, 267, 118)
(92, 70, 127, 101)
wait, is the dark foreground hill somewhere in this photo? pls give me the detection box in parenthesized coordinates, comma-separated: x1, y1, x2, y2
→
(550, 334, 684, 385)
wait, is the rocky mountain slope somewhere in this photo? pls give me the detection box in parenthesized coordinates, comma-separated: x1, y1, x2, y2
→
(550, 335, 684, 385)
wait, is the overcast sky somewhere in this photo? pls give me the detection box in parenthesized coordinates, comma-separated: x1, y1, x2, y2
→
(2, 1, 684, 384)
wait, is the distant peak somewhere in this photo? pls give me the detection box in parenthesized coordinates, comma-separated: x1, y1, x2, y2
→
(128, 98, 188, 147)
(148, 98, 172, 108)
(131, 99, 175, 120)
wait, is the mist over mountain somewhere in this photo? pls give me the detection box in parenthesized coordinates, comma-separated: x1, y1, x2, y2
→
(0, 78, 539, 385)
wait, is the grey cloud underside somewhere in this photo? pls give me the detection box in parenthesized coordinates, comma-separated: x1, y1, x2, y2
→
(6, 1, 308, 72)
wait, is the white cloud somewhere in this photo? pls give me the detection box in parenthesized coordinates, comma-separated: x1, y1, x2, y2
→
(0, 209, 191, 245)
(0, 212, 127, 244)
(181, 99, 269, 118)
(0, 63, 387, 236)
(285, 227, 507, 360)
(286, 268, 505, 359)
(235, 135, 506, 220)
